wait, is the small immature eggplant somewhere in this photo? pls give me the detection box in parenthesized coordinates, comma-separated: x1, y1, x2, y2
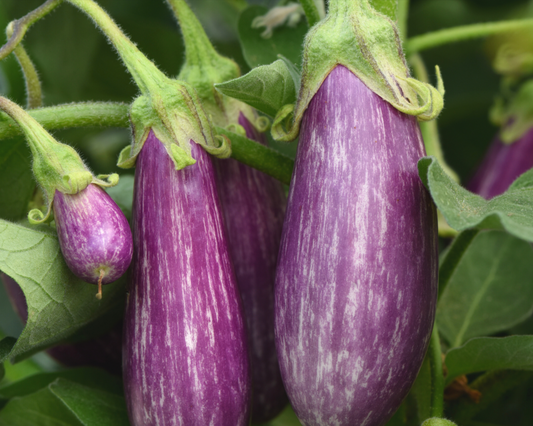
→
(214, 112, 288, 423)
(53, 184, 133, 298)
(468, 128, 533, 199)
(123, 132, 251, 426)
(275, 66, 438, 426)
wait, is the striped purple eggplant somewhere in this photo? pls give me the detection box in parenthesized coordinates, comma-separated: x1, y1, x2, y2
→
(53, 183, 133, 297)
(1, 273, 123, 375)
(123, 131, 251, 426)
(467, 127, 533, 199)
(214, 112, 288, 423)
(275, 65, 439, 426)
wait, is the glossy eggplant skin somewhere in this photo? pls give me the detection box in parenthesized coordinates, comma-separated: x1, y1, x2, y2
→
(53, 184, 133, 285)
(1, 273, 123, 375)
(467, 128, 533, 199)
(123, 131, 251, 426)
(214, 113, 288, 423)
(275, 66, 438, 426)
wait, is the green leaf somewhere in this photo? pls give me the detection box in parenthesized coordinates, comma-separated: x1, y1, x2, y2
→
(0, 220, 126, 362)
(0, 337, 16, 383)
(215, 59, 297, 118)
(445, 336, 533, 385)
(50, 378, 129, 426)
(262, 404, 302, 425)
(370, 0, 398, 20)
(0, 385, 83, 426)
(418, 157, 533, 243)
(0, 367, 123, 400)
(0, 137, 35, 221)
(436, 230, 533, 348)
(238, 6, 308, 68)
(105, 174, 134, 221)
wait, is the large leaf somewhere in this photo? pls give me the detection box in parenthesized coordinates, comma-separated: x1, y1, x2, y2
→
(0, 220, 126, 362)
(238, 6, 307, 68)
(49, 379, 129, 426)
(0, 138, 35, 222)
(370, 0, 398, 20)
(436, 230, 533, 348)
(445, 336, 533, 385)
(418, 157, 533, 243)
(215, 59, 297, 118)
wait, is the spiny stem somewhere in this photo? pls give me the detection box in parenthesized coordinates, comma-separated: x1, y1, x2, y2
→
(6, 23, 42, 109)
(96, 269, 105, 300)
(428, 325, 444, 418)
(65, 0, 167, 96)
(299, 0, 321, 27)
(405, 19, 533, 55)
(0, 0, 63, 61)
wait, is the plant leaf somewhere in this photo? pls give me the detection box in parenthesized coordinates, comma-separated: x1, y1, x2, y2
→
(50, 378, 129, 426)
(105, 174, 134, 221)
(0, 137, 35, 221)
(418, 157, 533, 243)
(215, 59, 297, 118)
(436, 230, 533, 348)
(0, 220, 126, 363)
(445, 336, 533, 385)
(370, 0, 398, 20)
(0, 337, 16, 382)
(238, 6, 307, 69)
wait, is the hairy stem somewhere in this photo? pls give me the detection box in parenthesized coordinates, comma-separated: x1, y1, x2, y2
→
(5, 23, 42, 109)
(0, 0, 63, 61)
(299, 0, 321, 27)
(405, 19, 533, 55)
(397, 0, 409, 41)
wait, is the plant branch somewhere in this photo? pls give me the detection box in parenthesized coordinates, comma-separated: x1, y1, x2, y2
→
(299, 0, 321, 27)
(429, 325, 444, 418)
(405, 19, 533, 55)
(5, 23, 42, 109)
(397, 0, 409, 41)
(0, 0, 63, 61)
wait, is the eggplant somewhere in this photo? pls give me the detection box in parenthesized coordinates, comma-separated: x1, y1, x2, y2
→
(275, 65, 438, 426)
(467, 127, 533, 199)
(1, 273, 123, 375)
(53, 183, 133, 298)
(214, 112, 288, 423)
(123, 131, 251, 426)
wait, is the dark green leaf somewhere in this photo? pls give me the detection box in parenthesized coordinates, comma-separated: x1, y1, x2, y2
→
(445, 336, 533, 385)
(0, 367, 123, 399)
(436, 230, 533, 348)
(262, 405, 302, 425)
(411, 354, 432, 422)
(418, 157, 533, 243)
(105, 174, 134, 221)
(0, 137, 35, 221)
(370, 0, 398, 20)
(50, 378, 129, 426)
(215, 59, 296, 118)
(0, 220, 126, 362)
(238, 6, 307, 68)
(0, 337, 16, 383)
(0, 385, 83, 426)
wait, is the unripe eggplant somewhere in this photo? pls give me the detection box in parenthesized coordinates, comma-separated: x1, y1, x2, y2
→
(214, 113, 288, 423)
(275, 65, 438, 426)
(1, 273, 123, 375)
(53, 183, 133, 298)
(467, 127, 533, 199)
(123, 131, 251, 426)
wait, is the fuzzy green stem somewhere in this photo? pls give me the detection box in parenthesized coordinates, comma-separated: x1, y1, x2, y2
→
(223, 0, 248, 11)
(429, 325, 444, 418)
(397, 0, 409, 41)
(0, 0, 63, 61)
(65, 0, 167, 96)
(405, 19, 533, 55)
(0, 102, 129, 140)
(299, 0, 321, 27)
(446, 370, 533, 422)
(6, 23, 42, 109)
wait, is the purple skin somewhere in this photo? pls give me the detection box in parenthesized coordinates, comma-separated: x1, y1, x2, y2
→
(214, 113, 288, 423)
(467, 127, 533, 199)
(275, 65, 438, 426)
(1, 273, 123, 375)
(53, 183, 133, 286)
(123, 131, 251, 426)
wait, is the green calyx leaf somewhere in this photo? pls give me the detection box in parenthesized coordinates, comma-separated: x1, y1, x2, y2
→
(421, 419, 457, 426)
(0, 98, 117, 224)
(274, 0, 444, 141)
(490, 79, 533, 143)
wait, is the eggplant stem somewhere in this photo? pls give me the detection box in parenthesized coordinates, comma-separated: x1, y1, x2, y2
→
(96, 269, 105, 300)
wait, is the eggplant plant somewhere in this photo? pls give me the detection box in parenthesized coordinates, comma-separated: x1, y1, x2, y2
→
(3, 0, 533, 426)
